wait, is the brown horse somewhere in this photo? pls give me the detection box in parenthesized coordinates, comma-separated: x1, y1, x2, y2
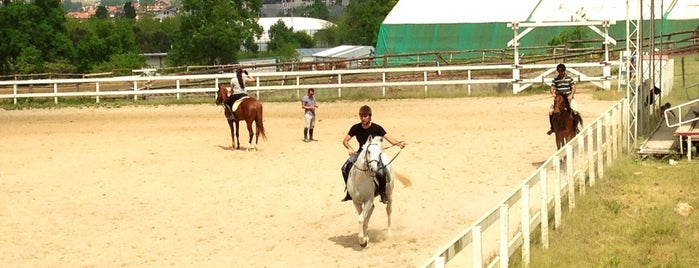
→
(215, 84, 267, 150)
(552, 94, 582, 149)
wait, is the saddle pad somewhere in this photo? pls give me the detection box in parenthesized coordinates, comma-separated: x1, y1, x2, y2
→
(232, 96, 250, 111)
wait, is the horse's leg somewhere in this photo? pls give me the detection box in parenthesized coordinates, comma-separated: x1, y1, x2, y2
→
(246, 120, 255, 151)
(385, 182, 394, 236)
(234, 121, 241, 149)
(227, 119, 235, 150)
(357, 200, 374, 248)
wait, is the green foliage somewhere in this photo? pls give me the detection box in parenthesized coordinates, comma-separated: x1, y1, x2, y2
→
(133, 15, 178, 53)
(91, 52, 146, 72)
(123, 1, 136, 19)
(0, 0, 72, 74)
(314, 24, 342, 47)
(95, 6, 108, 19)
(304, 0, 329, 20)
(167, 0, 262, 66)
(343, 0, 397, 46)
(266, 20, 313, 62)
(548, 26, 588, 48)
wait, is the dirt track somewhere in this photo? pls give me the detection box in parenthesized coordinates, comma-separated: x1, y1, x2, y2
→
(0, 94, 616, 267)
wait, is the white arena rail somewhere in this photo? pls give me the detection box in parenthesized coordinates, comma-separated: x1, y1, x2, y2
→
(0, 63, 613, 104)
(420, 98, 628, 268)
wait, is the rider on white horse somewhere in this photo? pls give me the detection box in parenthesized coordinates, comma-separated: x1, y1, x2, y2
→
(341, 105, 406, 203)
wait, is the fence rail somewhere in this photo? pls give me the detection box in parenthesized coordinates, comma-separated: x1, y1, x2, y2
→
(0, 63, 613, 104)
(420, 98, 628, 268)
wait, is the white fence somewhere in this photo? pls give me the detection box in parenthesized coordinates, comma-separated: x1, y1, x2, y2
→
(420, 98, 628, 268)
(0, 63, 613, 104)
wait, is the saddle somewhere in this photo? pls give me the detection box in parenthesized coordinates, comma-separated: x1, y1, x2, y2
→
(225, 96, 251, 117)
(230, 96, 250, 112)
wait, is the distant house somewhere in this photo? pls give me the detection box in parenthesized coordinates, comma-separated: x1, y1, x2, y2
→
(153, 7, 179, 22)
(142, 53, 167, 68)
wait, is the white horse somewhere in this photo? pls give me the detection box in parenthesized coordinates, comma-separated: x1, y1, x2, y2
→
(347, 135, 410, 248)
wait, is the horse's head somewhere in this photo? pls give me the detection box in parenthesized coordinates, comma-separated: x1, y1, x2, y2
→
(215, 84, 228, 105)
(361, 136, 384, 174)
(552, 94, 568, 114)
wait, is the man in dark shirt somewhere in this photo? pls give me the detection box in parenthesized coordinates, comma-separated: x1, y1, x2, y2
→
(340, 105, 406, 203)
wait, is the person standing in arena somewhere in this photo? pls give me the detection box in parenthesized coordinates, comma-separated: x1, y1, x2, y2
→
(301, 88, 318, 142)
(340, 105, 406, 203)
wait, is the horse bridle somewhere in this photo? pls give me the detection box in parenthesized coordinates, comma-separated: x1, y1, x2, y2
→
(352, 143, 402, 173)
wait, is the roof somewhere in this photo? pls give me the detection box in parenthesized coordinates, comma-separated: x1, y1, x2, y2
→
(383, 0, 699, 24)
(312, 45, 374, 59)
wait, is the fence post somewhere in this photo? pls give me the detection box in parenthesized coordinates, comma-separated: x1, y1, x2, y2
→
(521, 185, 531, 267)
(472, 226, 483, 268)
(587, 128, 596, 186)
(577, 136, 586, 195)
(605, 113, 613, 167)
(596, 120, 604, 179)
(96, 82, 100, 103)
(553, 156, 562, 230)
(566, 145, 575, 211)
(499, 204, 509, 268)
(539, 168, 549, 249)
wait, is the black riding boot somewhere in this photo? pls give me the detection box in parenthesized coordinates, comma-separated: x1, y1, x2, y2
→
(547, 114, 554, 135)
(341, 164, 352, 202)
(377, 175, 387, 204)
(303, 128, 308, 141)
(309, 129, 314, 141)
(377, 165, 388, 203)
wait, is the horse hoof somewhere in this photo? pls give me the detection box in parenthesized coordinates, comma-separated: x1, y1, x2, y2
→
(359, 237, 369, 248)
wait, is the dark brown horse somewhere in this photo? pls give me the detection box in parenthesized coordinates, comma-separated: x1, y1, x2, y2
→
(215, 84, 267, 150)
(552, 94, 582, 149)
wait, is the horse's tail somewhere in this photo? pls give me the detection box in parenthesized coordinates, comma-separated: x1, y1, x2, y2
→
(255, 101, 267, 140)
(575, 113, 583, 133)
(391, 166, 413, 187)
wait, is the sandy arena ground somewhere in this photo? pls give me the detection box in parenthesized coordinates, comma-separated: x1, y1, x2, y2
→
(0, 93, 616, 267)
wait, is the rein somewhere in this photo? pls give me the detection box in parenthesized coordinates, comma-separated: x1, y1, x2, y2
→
(352, 143, 402, 173)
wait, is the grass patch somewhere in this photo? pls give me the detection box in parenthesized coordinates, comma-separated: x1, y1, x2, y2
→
(516, 156, 699, 267)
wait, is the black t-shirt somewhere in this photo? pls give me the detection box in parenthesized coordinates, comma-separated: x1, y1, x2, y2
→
(348, 122, 387, 152)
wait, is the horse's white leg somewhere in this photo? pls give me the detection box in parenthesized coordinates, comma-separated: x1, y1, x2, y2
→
(357, 200, 374, 248)
(386, 200, 392, 237)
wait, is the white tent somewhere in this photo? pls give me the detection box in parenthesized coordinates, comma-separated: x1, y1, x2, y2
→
(376, 0, 699, 56)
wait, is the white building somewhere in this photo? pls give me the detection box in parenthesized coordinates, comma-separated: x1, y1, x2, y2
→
(256, 17, 335, 51)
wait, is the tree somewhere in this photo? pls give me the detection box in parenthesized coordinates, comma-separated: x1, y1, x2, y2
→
(343, 0, 397, 46)
(66, 18, 142, 72)
(0, 0, 72, 74)
(304, 0, 329, 20)
(167, 0, 262, 66)
(95, 6, 108, 19)
(267, 19, 314, 60)
(123, 1, 136, 19)
(133, 15, 179, 53)
(548, 27, 588, 48)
